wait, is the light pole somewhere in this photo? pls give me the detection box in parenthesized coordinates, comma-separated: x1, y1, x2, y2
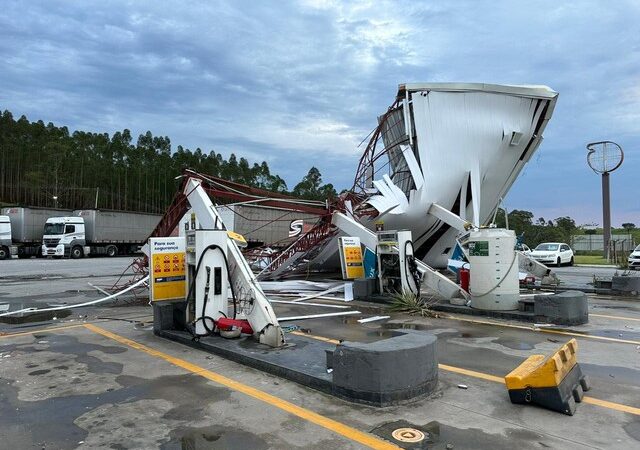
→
(52, 195, 58, 209)
(586, 141, 624, 260)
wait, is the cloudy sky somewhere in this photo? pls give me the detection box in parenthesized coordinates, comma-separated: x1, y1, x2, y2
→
(1, 0, 639, 225)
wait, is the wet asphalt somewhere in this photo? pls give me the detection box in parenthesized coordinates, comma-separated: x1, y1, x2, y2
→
(1, 258, 639, 449)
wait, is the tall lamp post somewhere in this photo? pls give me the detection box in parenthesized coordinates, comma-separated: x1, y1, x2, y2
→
(586, 141, 624, 260)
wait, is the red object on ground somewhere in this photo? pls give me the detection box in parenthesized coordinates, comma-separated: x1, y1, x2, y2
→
(459, 267, 470, 293)
(520, 275, 535, 286)
(216, 318, 253, 335)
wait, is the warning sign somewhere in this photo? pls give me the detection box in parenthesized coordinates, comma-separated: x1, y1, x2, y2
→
(338, 237, 365, 280)
(149, 237, 186, 301)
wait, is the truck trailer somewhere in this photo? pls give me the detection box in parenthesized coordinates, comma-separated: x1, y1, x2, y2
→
(1, 207, 72, 259)
(0, 215, 10, 259)
(42, 209, 162, 258)
(219, 204, 321, 247)
(179, 204, 321, 248)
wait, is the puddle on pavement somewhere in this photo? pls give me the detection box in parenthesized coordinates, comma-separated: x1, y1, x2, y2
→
(588, 329, 640, 340)
(0, 302, 71, 324)
(383, 322, 433, 331)
(365, 329, 403, 339)
(492, 337, 534, 350)
(0, 371, 236, 449)
(384, 322, 539, 350)
(340, 316, 361, 325)
(384, 322, 475, 336)
(370, 311, 640, 343)
(591, 304, 640, 312)
(541, 327, 640, 341)
(385, 315, 640, 349)
(161, 425, 269, 450)
(292, 326, 401, 343)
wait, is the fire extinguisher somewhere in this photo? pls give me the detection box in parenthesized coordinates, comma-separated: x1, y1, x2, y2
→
(459, 264, 470, 293)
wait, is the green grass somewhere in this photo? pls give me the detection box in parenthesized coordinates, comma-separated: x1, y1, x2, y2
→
(574, 255, 611, 265)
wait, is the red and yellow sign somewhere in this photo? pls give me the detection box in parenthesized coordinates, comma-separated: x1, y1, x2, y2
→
(149, 238, 186, 302)
(339, 237, 365, 280)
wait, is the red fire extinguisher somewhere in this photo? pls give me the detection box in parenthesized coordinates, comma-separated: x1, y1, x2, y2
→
(459, 264, 470, 293)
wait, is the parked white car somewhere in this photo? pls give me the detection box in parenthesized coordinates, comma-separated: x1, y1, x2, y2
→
(530, 242, 574, 267)
(628, 245, 640, 270)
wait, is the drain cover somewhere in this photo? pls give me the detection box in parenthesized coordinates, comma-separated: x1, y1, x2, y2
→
(371, 419, 436, 449)
(392, 427, 426, 443)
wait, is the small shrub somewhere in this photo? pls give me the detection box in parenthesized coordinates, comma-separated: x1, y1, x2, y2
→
(388, 291, 438, 317)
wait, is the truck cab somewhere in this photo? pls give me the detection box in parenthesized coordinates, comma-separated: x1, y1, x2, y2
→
(42, 217, 86, 258)
(0, 215, 11, 259)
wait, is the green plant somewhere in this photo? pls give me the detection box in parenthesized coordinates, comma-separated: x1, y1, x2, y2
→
(388, 291, 438, 317)
(617, 252, 630, 270)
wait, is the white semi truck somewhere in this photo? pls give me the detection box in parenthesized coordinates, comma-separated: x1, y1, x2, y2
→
(42, 209, 161, 258)
(0, 207, 72, 259)
(0, 215, 10, 259)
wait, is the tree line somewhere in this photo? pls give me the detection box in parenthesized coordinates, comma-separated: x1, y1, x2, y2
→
(495, 209, 638, 249)
(0, 110, 337, 213)
(494, 210, 577, 247)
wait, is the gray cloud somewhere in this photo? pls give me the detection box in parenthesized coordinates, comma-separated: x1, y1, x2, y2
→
(1, 0, 639, 224)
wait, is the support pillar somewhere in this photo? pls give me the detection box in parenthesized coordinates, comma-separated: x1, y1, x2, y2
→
(602, 172, 611, 260)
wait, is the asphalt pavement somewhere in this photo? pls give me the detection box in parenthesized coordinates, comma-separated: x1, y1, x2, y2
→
(1, 259, 639, 449)
(554, 265, 617, 288)
(0, 256, 141, 314)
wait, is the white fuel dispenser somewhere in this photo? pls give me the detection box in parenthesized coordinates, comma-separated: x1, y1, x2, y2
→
(185, 229, 231, 336)
(376, 230, 420, 296)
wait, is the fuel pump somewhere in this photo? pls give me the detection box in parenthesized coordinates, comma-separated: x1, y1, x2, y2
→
(181, 177, 284, 347)
(185, 229, 233, 336)
(376, 230, 421, 296)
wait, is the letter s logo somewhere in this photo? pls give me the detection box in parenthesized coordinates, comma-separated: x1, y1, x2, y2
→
(289, 219, 303, 237)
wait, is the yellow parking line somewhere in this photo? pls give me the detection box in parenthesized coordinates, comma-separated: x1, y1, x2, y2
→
(443, 316, 640, 346)
(9, 322, 637, 422)
(535, 328, 640, 345)
(581, 397, 640, 415)
(438, 364, 505, 384)
(438, 363, 640, 416)
(83, 324, 398, 450)
(590, 313, 640, 323)
(295, 330, 640, 417)
(0, 323, 85, 339)
(291, 330, 340, 344)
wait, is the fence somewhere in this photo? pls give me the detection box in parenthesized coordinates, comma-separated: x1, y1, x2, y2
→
(571, 234, 636, 253)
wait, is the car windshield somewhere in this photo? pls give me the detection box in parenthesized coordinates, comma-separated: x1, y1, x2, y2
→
(535, 243, 559, 251)
(635, 245, 640, 252)
(44, 223, 65, 235)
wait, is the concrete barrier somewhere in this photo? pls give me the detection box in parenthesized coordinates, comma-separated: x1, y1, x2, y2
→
(330, 329, 438, 406)
(153, 300, 187, 334)
(505, 339, 590, 415)
(534, 291, 588, 325)
(612, 276, 640, 294)
(353, 277, 377, 300)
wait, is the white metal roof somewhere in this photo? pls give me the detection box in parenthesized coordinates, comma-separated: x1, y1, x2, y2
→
(398, 83, 558, 100)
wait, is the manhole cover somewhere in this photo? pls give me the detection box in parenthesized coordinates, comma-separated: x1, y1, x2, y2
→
(371, 419, 436, 448)
(392, 427, 426, 443)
